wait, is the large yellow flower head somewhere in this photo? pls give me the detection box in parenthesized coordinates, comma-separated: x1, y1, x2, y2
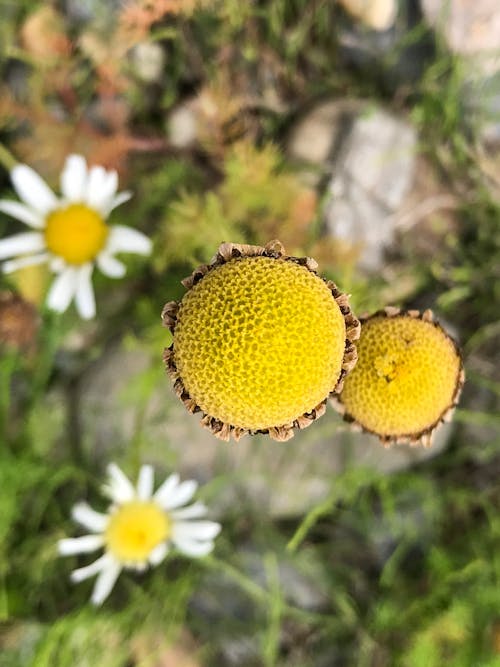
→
(162, 241, 360, 441)
(334, 307, 464, 447)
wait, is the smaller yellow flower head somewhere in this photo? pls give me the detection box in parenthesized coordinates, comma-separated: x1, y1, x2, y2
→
(45, 204, 109, 265)
(338, 310, 463, 444)
(105, 501, 170, 563)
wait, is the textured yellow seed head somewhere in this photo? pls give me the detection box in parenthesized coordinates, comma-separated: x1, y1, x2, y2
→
(339, 313, 462, 440)
(173, 256, 347, 430)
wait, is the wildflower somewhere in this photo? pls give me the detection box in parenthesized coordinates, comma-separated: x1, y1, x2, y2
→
(58, 463, 221, 606)
(0, 155, 151, 319)
(162, 240, 360, 442)
(333, 307, 464, 447)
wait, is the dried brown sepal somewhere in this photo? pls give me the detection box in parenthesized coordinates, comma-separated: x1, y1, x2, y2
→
(181, 264, 210, 290)
(161, 240, 360, 442)
(333, 307, 465, 448)
(295, 401, 327, 429)
(161, 301, 179, 329)
(382, 305, 400, 317)
(268, 425, 295, 442)
(327, 282, 361, 393)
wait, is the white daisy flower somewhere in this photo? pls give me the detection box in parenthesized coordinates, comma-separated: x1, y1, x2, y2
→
(58, 463, 221, 606)
(0, 155, 152, 319)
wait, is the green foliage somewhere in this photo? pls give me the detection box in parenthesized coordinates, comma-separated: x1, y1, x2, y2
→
(0, 451, 82, 619)
(433, 196, 500, 330)
(156, 189, 244, 267)
(32, 611, 130, 667)
(155, 141, 313, 269)
(0, 0, 499, 666)
(413, 56, 500, 340)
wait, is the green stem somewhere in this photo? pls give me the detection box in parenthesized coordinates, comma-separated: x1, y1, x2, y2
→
(263, 553, 283, 667)
(67, 379, 85, 467)
(204, 556, 331, 626)
(30, 313, 62, 400)
(21, 313, 63, 447)
(0, 144, 17, 172)
(127, 384, 152, 475)
(287, 467, 377, 553)
(0, 353, 17, 445)
(0, 567, 8, 621)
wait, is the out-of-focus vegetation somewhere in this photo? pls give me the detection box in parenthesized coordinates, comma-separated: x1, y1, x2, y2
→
(0, 1, 499, 666)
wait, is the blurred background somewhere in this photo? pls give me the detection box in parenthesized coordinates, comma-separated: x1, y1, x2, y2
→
(0, 0, 500, 665)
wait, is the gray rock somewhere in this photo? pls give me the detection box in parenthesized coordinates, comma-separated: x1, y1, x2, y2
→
(167, 103, 198, 149)
(217, 638, 262, 667)
(77, 341, 452, 518)
(422, 2, 500, 147)
(462, 71, 500, 149)
(422, 0, 500, 77)
(288, 100, 361, 174)
(189, 569, 261, 666)
(240, 548, 328, 612)
(288, 101, 418, 271)
(130, 42, 166, 84)
(337, 0, 435, 89)
(64, 0, 121, 24)
(337, 0, 398, 31)
(323, 106, 417, 271)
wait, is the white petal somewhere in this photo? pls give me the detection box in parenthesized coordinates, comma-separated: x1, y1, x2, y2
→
(91, 559, 122, 606)
(131, 561, 148, 573)
(104, 190, 132, 215)
(74, 263, 96, 320)
(173, 537, 214, 558)
(70, 553, 111, 583)
(148, 542, 169, 566)
(85, 166, 118, 214)
(0, 232, 44, 260)
(105, 463, 135, 503)
(170, 502, 208, 520)
(0, 200, 44, 228)
(84, 166, 106, 201)
(11, 164, 58, 214)
(50, 256, 66, 272)
(136, 464, 154, 500)
(46, 267, 78, 313)
(161, 479, 198, 510)
(60, 155, 88, 202)
(96, 253, 126, 278)
(71, 502, 109, 533)
(172, 520, 221, 541)
(106, 225, 152, 256)
(58, 535, 104, 555)
(2, 252, 49, 274)
(153, 473, 180, 507)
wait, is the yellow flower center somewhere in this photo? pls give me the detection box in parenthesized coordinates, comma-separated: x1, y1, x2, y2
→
(105, 501, 170, 563)
(44, 204, 109, 265)
(173, 257, 347, 430)
(339, 315, 462, 437)
(373, 351, 413, 390)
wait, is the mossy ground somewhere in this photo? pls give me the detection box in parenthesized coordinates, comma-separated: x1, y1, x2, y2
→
(0, 2, 500, 666)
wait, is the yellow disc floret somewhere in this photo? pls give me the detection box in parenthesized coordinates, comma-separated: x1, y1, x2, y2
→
(105, 501, 170, 563)
(44, 204, 109, 265)
(339, 313, 462, 439)
(173, 257, 347, 430)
